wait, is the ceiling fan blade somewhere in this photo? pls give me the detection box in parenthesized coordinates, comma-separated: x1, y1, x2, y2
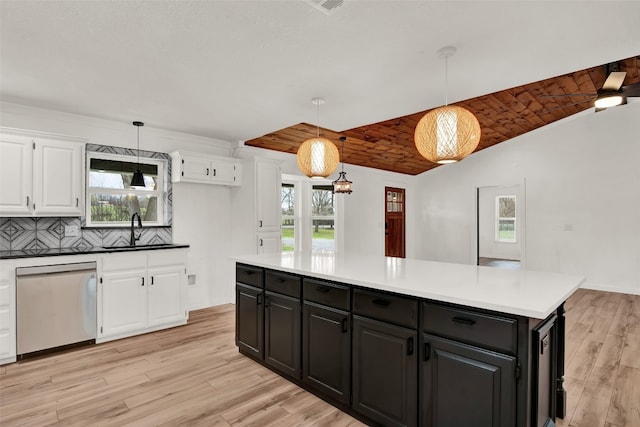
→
(538, 93, 597, 98)
(621, 83, 640, 97)
(602, 71, 626, 90)
(539, 99, 594, 114)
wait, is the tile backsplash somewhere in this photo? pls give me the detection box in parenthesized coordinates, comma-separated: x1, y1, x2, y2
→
(0, 217, 172, 251)
(0, 143, 173, 252)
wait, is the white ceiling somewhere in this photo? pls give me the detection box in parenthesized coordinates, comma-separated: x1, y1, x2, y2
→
(1, 1, 639, 144)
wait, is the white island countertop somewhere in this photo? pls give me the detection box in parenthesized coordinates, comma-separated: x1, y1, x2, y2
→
(234, 252, 585, 319)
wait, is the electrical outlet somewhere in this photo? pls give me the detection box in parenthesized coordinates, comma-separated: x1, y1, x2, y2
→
(64, 225, 80, 237)
(188, 274, 196, 285)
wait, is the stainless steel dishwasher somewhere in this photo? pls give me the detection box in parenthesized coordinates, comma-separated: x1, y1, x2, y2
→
(16, 261, 97, 357)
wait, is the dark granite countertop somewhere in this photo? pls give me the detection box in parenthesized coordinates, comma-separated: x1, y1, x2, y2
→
(0, 243, 190, 260)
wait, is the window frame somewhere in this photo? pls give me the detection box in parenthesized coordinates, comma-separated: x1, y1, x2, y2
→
(281, 174, 341, 253)
(85, 151, 167, 227)
(495, 195, 516, 243)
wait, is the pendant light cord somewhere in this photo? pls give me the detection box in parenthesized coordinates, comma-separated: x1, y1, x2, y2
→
(444, 53, 449, 106)
(316, 101, 320, 138)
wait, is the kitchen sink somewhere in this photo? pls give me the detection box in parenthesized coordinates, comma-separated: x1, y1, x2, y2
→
(102, 243, 175, 250)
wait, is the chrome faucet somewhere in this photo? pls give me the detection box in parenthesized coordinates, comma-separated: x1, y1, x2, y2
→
(130, 212, 142, 246)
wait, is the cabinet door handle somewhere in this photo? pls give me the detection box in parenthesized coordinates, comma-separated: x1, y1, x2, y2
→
(26, 196, 30, 207)
(141, 277, 145, 286)
(258, 220, 263, 228)
(151, 276, 154, 285)
(76, 197, 79, 207)
(206, 168, 210, 176)
(213, 168, 216, 176)
(341, 317, 348, 333)
(264, 295, 269, 308)
(372, 298, 391, 307)
(317, 286, 331, 293)
(256, 294, 263, 305)
(424, 343, 431, 361)
(259, 239, 263, 247)
(407, 337, 414, 356)
(452, 316, 476, 326)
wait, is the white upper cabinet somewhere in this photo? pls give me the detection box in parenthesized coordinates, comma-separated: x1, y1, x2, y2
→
(33, 137, 84, 215)
(0, 133, 32, 215)
(0, 128, 86, 217)
(170, 151, 242, 186)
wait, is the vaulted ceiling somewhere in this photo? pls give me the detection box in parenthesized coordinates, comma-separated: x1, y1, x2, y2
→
(1, 1, 639, 170)
(246, 56, 640, 175)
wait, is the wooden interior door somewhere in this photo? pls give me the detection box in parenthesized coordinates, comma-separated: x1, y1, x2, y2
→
(385, 187, 405, 258)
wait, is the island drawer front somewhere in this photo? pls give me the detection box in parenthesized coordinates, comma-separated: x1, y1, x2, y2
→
(265, 270, 301, 298)
(353, 288, 418, 329)
(236, 264, 264, 288)
(422, 303, 518, 354)
(303, 278, 350, 310)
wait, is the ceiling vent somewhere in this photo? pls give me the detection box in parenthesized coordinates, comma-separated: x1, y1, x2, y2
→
(303, 0, 344, 15)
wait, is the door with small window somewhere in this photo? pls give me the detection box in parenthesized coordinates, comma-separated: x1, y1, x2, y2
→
(385, 187, 405, 258)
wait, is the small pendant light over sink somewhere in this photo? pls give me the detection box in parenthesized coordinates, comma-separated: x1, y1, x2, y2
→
(130, 121, 146, 188)
(332, 136, 352, 194)
(414, 46, 481, 164)
(297, 98, 339, 178)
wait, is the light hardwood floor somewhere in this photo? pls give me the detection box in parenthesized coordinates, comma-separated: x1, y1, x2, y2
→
(0, 289, 638, 426)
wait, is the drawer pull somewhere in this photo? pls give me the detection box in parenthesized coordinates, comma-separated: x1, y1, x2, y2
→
(277, 277, 286, 283)
(341, 317, 348, 333)
(407, 337, 414, 355)
(244, 270, 257, 275)
(372, 298, 391, 307)
(452, 316, 476, 326)
(424, 343, 431, 361)
(317, 286, 331, 293)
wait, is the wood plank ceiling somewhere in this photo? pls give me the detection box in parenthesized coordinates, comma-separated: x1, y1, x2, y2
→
(245, 56, 640, 176)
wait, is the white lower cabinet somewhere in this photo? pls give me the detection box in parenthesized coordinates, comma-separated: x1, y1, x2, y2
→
(99, 249, 188, 342)
(0, 263, 16, 364)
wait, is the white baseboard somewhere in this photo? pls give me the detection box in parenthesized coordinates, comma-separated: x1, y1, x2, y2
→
(581, 281, 640, 296)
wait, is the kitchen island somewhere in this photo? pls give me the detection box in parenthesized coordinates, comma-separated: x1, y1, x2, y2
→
(234, 252, 584, 427)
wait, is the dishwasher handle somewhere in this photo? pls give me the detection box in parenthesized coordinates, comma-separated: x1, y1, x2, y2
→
(16, 262, 97, 276)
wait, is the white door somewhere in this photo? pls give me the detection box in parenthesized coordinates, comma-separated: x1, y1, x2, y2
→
(180, 156, 211, 183)
(101, 269, 148, 337)
(256, 161, 281, 233)
(33, 138, 83, 216)
(0, 135, 32, 215)
(147, 266, 185, 327)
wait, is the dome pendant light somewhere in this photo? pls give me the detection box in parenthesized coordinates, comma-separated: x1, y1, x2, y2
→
(130, 121, 146, 188)
(332, 136, 352, 194)
(414, 46, 481, 164)
(297, 98, 339, 178)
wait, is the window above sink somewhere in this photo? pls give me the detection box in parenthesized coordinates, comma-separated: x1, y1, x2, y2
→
(86, 151, 168, 227)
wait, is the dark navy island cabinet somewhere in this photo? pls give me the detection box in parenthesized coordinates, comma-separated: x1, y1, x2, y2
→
(235, 263, 565, 427)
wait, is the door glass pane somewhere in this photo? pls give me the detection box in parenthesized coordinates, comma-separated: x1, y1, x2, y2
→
(312, 185, 335, 252)
(282, 183, 295, 252)
(498, 196, 516, 217)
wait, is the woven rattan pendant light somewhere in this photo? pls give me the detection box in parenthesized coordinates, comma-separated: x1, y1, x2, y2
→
(414, 46, 481, 164)
(297, 98, 339, 178)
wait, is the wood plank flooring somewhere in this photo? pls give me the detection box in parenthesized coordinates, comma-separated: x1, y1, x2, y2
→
(0, 289, 638, 426)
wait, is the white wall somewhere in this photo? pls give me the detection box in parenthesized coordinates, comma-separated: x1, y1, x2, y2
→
(415, 102, 640, 295)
